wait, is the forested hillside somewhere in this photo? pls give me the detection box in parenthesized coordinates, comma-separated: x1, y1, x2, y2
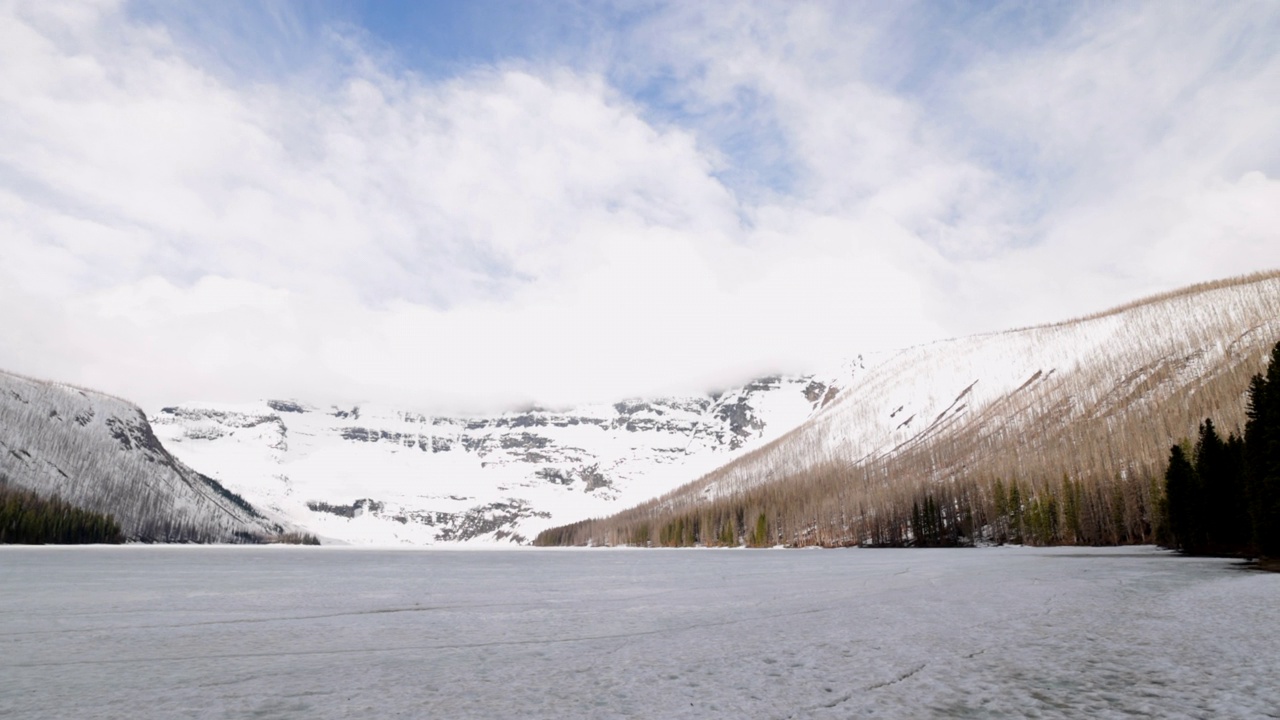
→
(537, 272, 1280, 548)
(0, 370, 283, 542)
(0, 480, 123, 544)
(1163, 340, 1280, 559)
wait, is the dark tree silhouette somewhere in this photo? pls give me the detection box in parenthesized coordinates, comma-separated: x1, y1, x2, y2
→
(1245, 343, 1280, 556)
(1165, 341, 1280, 558)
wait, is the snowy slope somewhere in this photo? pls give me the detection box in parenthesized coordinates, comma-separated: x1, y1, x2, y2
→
(150, 373, 849, 544)
(682, 273, 1280, 502)
(0, 370, 282, 541)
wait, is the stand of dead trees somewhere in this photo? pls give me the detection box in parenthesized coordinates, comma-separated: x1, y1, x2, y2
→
(535, 275, 1280, 550)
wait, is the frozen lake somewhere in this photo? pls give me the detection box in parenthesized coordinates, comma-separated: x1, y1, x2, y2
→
(2, 546, 1277, 719)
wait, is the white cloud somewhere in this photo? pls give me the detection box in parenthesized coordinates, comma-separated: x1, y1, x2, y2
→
(937, 1, 1280, 328)
(1, 1, 1278, 411)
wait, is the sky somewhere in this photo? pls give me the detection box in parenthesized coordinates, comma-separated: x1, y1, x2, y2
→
(2, 0, 1279, 413)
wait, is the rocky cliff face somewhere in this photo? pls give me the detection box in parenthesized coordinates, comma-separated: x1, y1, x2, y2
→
(150, 370, 856, 545)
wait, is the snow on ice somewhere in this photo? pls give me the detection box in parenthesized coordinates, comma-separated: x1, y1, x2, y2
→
(2, 546, 1276, 718)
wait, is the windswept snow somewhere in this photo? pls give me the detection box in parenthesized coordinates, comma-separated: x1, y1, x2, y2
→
(1, 546, 1276, 719)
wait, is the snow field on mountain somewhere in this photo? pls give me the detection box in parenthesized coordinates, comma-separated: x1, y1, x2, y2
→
(2, 546, 1276, 719)
(150, 375, 834, 544)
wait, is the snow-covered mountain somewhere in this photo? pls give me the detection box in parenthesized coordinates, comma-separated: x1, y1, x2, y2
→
(0, 370, 282, 542)
(538, 272, 1280, 547)
(150, 373, 849, 544)
(14, 272, 1275, 547)
(703, 275, 1280, 494)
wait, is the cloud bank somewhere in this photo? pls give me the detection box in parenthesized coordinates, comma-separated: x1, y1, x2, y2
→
(2, 1, 1278, 411)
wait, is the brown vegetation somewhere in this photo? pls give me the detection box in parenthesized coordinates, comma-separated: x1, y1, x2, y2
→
(536, 272, 1280, 548)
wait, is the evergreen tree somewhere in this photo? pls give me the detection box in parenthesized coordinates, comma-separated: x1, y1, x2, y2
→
(1245, 342, 1280, 556)
(992, 479, 1009, 544)
(750, 512, 770, 547)
(1194, 419, 1237, 552)
(0, 483, 123, 544)
(1161, 342, 1280, 557)
(1007, 481, 1023, 544)
(1210, 428, 1248, 551)
(1061, 475, 1081, 544)
(1224, 431, 1247, 543)
(1164, 443, 1201, 553)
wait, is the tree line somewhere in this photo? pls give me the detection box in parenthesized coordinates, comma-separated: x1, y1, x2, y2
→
(1164, 341, 1280, 558)
(0, 475, 323, 545)
(534, 465, 1162, 549)
(0, 479, 124, 544)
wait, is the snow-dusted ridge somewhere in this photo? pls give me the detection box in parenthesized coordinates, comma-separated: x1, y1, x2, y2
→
(0, 370, 282, 542)
(150, 373, 850, 545)
(675, 272, 1280, 506)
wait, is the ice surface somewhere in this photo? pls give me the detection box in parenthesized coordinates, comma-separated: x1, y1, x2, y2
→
(1, 546, 1277, 719)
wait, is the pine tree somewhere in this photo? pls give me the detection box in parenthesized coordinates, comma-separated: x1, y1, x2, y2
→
(1165, 443, 1200, 553)
(1208, 428, 1248, 552)
(1245, 342, 1280, 556)
(1194, 419, 1233, 552)
(1008, 481, 1023, 544)
(1061, 475, 1081, 544)
(992, 479, 1009, 544)
(750, 512, 770, 547)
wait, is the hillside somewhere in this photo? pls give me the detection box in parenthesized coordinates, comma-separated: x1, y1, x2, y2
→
(150, 371, 853, 544)
(0, 371, 283, 542)
(539, 271, 1280, 547)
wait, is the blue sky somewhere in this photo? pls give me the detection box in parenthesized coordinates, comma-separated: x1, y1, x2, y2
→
(2, 1, 1279, 410)
(122, 0, 1086, 199)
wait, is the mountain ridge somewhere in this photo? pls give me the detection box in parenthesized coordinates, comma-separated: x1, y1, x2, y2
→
(7, 271, 1277, 547)
(149, 370, 851, 544)
(538, 270, 1280, 547)
(0, 369, 284, 542)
